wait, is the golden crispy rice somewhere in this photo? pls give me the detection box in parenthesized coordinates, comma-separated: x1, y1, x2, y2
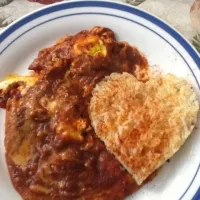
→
(89, 72, 199, 185)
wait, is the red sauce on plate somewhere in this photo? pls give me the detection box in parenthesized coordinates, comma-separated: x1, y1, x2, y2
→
(3, 27, 151, 200)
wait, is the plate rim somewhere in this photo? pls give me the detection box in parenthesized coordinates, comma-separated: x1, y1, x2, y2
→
(0, 0, 200, 199)
(0, 0, 200, 59)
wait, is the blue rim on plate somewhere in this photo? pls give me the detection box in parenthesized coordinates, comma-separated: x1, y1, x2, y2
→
(0, 1, 199, 199)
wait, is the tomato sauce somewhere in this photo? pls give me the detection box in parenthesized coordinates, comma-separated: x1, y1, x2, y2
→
(4, 27, 150, 200)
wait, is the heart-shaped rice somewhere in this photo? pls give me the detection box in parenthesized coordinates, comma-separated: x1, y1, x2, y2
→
(89, 72, 199, 185)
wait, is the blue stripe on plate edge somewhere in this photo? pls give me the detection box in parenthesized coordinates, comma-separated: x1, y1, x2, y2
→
(193, 188, 200, 200)
(0, 1, 199, 199)
(0, 1, 199, 65)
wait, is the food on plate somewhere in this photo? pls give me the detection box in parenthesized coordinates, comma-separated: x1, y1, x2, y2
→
(89, 72, 199, 185)
(0, 74, 38, 108)
(1, 27, 150, 200)
(1, 26, 198, 200)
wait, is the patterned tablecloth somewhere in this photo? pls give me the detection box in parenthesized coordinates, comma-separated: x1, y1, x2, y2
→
(0, 0, 200, 53)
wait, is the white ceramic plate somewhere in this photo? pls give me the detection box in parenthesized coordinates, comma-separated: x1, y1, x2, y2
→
(0, 1, 200, 200)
